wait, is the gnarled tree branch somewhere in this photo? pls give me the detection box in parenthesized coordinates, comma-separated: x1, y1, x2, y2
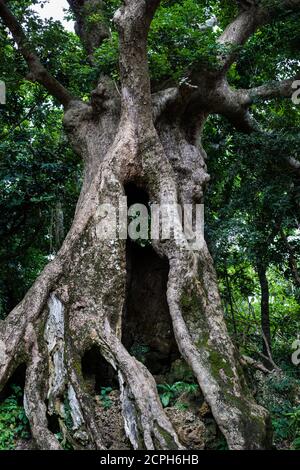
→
(0, 0, 75, 108)
(246, 74, 300, 101)
(215, 72, 300, 131)
(218, 72, 300, 131)
(218, 0, 300, 71)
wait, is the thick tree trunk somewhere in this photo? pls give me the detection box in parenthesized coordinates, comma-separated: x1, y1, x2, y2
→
(0, 0, 271, 451)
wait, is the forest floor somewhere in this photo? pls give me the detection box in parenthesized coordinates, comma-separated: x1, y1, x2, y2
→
(9, 357, 300, 451)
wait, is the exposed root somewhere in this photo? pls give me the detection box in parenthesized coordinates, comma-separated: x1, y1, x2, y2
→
(165, 248, 271, 450)
(95, 323, 184, 450)
(24, 329, 61, 450)
(241, 355, 273, 374)
(66, 349, 106, 449)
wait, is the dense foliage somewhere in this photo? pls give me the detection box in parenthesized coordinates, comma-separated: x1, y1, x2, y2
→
(0, 385, 29, 450)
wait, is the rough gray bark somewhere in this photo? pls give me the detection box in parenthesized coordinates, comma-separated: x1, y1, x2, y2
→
(4, 0, 300, 450)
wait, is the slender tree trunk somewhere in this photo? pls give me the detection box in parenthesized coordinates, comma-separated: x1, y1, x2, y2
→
(0, 0, 272, 451)
(257, 264, 272, 358)
(224, 263, 238, 343)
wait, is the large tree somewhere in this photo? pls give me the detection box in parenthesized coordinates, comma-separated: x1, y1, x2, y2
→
(0, 0, 299, 450)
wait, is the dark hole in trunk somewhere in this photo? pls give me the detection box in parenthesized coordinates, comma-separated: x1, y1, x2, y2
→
(47, 413, 60, 434)
(123, 183, 180, 377)
(0, 363, 26, 401)
(81, 346, 118, 394)
(125, 182, 150, 207)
